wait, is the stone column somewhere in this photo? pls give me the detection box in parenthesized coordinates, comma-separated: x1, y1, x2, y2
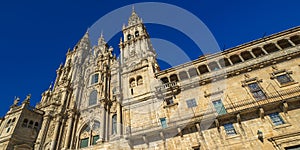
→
(35, 115, 51, 150)
(50, 115, 62, 150)
(69, 113, 78, 149)
(274, 43, 282, 50)
(261, 47, 268, 54)
(249, 51, 256, 58)
(117, 103, 122, 135)
(105, 105, 110, 141)
(63, 112, 74, 149)
(238, 55, 245, 62)
(227, 58, 233, 65)
(288, 39, 296, 46)
(100, 103, 106, 142)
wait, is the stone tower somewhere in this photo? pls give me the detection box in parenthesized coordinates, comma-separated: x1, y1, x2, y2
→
(114, 8, 161, 146)
(0, 95, 43, 149)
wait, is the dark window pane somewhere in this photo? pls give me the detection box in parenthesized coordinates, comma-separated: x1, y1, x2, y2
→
(276, 74, 292, 84)
(269, 112, 285, 126)
(224, 123, 236, 136)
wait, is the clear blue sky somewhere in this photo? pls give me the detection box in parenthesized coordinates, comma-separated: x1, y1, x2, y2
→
(0, 0, 300, 116)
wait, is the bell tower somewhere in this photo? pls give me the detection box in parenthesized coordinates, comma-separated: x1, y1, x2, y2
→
(119, 8, 157, 66)
(118, 8, 160, 105)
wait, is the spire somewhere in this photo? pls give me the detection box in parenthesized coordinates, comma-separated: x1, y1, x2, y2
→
(98, 31, 106, 46)
(74, 29, 91, 50)
(128, 6, 142, 26)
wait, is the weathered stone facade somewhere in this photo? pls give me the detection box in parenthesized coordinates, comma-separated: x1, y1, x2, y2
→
(1, 9, 300, 150)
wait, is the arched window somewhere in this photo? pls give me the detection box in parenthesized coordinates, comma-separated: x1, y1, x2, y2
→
(230, 55, 242, 64)
(112, 114, 117, 135)
(93, 121, 100, 130)
(135, 31, 139, 37)
(129, 78, 136, 87)
(241, 51, 253, 61)
(170, 74, 179, 82)
(198, 65, 209, 74)
(161, 77, 169, 84)
(208, 61, 220, 71)
(137, 76, 143, 86)
(80, 121, 100, 148)
(89, 90, 98, 106)
(218, 58, 231, 67)
(252, 47, 266, 57)
(6, 119, 11, 127)
(22, 119, 28, 127)
(179, 71, 189, 80)
(34, 122, 39, 130)
(79, 125, 90, 148)
(188, 68, 199, 78)
(28, 120, 34, 128)
(127, 34, 132, 40)
(263, 43, 279, 53)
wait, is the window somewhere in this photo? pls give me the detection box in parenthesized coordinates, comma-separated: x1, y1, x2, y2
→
(129, 78, 136, 87)
(224, 123, 236, 136)
(135, 31, 139, 37)
(22, 119, 28, 127)
(131, 89, 134, 95)
(6, 127, 10, 133)
(92, 135, 99, 145)
(5, 119, 11, 127)
(91, 73, 99, 85)
(79, 121, 100, 148)
(93, 121, 100, 130)
(112, 114, 117, 135)
(89, 90, 98, 106)
(127, 34, 132, 40)
(160, 118, 167, 128)
(269, 112, 285, 126)
(28, 120, 34, 128)
(80, 138, 89, 148)
(137, 76, 143, 86)
(248, 83, 266, 100)
(186, 99, 197, 108)
(165, 97, 174, 105)
(34, 122, 39, 130)
(212, 100, 227, 115)
(188, 68, 199, 78)
(276, 74, 292, 84)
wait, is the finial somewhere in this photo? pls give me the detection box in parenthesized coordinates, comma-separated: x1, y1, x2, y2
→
(11, 96, 20, 107)
(100, 30, 103, 38)
(23, 94, 31, 104)
(132, 5, 135, 13)
(49, 81, 53, 90)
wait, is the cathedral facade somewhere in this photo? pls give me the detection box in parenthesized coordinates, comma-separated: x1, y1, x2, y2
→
(1, 9, 300, 150)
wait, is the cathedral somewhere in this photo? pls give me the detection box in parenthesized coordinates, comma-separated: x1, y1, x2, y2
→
(1, 9, 300, 150)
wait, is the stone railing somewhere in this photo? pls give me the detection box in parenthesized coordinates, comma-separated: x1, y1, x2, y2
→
(128, 85, 300, 138)
(225, 85, 300, 112)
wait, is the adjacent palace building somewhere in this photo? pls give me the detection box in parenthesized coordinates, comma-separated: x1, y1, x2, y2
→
(1, 9, 300, 150)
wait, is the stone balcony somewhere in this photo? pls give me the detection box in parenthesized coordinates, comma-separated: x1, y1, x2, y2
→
(126, 85, 300, 145)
